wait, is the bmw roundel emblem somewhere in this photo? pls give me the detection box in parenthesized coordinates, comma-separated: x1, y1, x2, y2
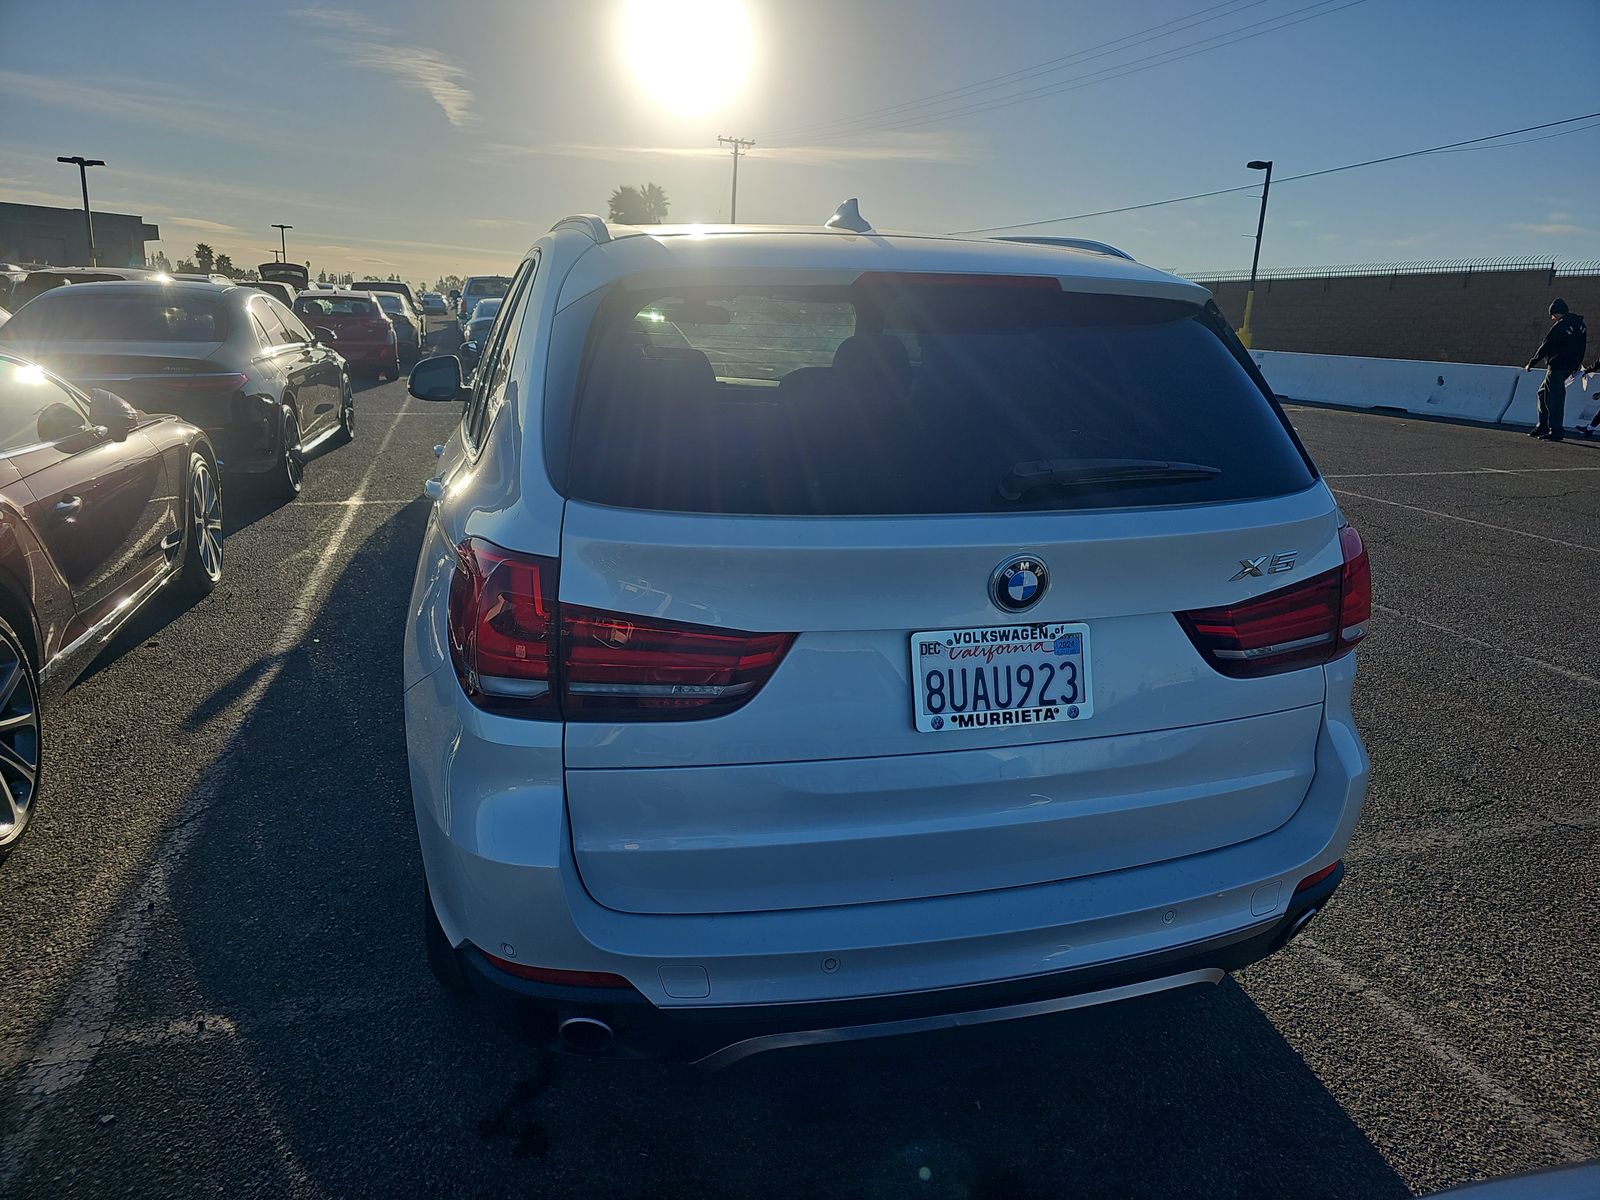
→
(990, 554, 1049, 613)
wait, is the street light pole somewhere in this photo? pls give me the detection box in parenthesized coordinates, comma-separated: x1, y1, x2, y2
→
(717, 136, 754, 223)
(56, 155, 106, 266)
(1240, 159, 1273, 349)
(271, 224, 293, 264)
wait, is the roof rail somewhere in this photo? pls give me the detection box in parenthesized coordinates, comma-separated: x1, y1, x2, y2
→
(550, 214, 612, 244)
(992, 235, 1134, 262)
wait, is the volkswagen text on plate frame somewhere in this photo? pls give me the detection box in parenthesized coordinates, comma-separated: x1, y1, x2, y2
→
(402, 217, 1372, 1062)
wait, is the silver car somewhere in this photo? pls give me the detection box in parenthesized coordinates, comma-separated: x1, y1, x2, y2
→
(402, 215, 1371, 1063)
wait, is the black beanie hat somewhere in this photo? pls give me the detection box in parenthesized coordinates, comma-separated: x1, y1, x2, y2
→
(1550, 298, 1569, 315)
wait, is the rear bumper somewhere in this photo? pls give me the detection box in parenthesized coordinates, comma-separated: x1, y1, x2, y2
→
(454, 865, 1340, 1064)
(406, 645, 1369, 1060)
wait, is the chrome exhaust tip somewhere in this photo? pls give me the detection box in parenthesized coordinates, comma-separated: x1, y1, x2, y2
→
(1285, 906, 1320, 943)
(557, 1015, 615, 1054)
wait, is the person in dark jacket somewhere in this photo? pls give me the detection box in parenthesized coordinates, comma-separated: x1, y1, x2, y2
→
(1525, 298, 1587, 441)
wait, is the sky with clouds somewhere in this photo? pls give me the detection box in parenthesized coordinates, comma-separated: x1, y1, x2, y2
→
(0, 0, 1595, 284)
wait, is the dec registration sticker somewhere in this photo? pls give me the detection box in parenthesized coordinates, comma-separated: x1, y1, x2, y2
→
(910, 622, 1093, 734)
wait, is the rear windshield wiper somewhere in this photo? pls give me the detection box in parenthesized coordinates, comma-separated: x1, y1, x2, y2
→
(998, 458, 1222, 502)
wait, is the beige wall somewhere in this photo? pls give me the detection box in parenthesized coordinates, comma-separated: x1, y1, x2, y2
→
(1197, 268, 1600, 367)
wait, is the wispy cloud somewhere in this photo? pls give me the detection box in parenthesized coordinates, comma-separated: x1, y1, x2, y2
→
(0, 70, 273, 142)
(476, 131, 966, 167)
(1514, 211, 1594, 237)
(292, 8, 475, 127)
(166, 215, 243, 235)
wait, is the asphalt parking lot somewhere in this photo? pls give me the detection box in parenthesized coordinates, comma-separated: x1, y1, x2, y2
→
(0, 384, 1595, 1198)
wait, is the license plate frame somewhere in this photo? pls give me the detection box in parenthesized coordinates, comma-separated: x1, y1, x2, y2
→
(909, 622, 1093, 733)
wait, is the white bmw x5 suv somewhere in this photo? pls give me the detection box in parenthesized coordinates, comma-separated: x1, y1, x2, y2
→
(402, 211, 1370, 1064)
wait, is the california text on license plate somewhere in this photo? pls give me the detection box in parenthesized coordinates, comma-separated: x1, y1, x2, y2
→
(910, 622, 1093, 733)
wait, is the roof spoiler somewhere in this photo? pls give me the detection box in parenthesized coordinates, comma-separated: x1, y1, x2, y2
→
(550, 215, 611, 244)
(992, 235, 1135, 262)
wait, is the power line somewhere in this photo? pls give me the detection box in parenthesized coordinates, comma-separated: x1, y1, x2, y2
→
(948, 112, 1600, 235)
(769, 0, 1368, 145)
(763, 0, 1270, 142)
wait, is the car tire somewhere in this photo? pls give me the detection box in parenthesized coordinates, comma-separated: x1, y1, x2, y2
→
(274, 405, 304, 502)
(176, 451, 223, 596)
(423, 882, 470, 993)
(0, 615, 41, 863)
(336, 377, 355, 444)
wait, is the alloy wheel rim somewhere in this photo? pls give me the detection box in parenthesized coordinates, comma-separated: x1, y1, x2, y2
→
(342, 384, 355, 434)
(285, 413, 304, 490)
(192, 460, 223, 580)
(0, 640, 39, 846)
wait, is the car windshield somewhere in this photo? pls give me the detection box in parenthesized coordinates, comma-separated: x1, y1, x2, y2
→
(0, 290, 229, 342)
(296, 296, 378, 318)
(566, 282, 1313, 515)
(469, 299, 501, 320)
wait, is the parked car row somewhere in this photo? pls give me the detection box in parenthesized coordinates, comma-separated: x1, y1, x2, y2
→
(0, 273, 362, 859)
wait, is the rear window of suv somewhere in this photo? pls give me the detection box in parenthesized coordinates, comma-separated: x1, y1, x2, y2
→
(564, 279, 1314, 516)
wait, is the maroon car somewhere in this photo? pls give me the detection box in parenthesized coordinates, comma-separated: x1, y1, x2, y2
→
(0, 351, 222, 860)
(293, 291, 399, 381)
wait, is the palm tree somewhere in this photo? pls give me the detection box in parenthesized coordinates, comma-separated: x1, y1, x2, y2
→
(608, 185, 647, 224)
(639, 183, 669, 224)
(193, 243, 215, 273)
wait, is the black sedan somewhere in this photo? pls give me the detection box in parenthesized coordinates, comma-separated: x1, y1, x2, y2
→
(0, 280, 353, 501)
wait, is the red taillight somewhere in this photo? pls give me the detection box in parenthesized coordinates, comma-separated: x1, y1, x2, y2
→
(1178, 522, 1372, 679)
(446, 538, 794, 720)
(447, 540, 559, 713)
(158, 371, 248, 398)
(564, 607, 794, 719)
(1337, 524, 1371, 653)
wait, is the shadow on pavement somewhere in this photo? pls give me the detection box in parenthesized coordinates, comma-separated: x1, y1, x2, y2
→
(23, 501, 1411, 1199)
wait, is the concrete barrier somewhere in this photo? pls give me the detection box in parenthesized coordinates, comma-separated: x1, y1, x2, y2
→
(1499, 369, 1600, 430)
(1251, 350, 1522, 423)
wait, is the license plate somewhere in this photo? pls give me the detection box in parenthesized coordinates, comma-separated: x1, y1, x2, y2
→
(910, 623, 1093, 733)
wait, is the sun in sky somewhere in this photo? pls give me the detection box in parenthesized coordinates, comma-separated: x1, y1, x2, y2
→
(619, 0, 753, 117)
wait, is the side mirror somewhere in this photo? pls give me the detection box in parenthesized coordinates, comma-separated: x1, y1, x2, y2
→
(37, 401, 87, 443)
(458, 340, 480, 366)
(88, 388, 138, 442)
(408, 354, 469, 403)
(312, 325, 339, 346)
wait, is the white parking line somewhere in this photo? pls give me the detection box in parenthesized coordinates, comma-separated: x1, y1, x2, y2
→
(1374, 604, 1600, 689)
(297, 499, 416, 507)
(0, 397, 415, 1193)
(1294, 941, 1595, 1159)
(1333, 489, 1600, 555)
(1325, 466, 1600, 479)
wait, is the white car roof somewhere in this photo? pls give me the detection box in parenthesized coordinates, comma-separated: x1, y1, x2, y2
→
(552, 224, 1210, 309)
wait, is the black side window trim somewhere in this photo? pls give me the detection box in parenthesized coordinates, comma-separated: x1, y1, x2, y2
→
(464, 252, 537, 456)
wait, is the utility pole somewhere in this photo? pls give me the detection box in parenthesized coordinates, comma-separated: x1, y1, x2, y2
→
(717, 136, 754, 223)
(1240, 159, 1272, 349)
(272, 224, 293, 264)
(56, 155, 105, 266)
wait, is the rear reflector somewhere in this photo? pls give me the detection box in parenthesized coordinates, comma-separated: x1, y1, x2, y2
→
(1177, 520, 1371, 678)
(1294, 861, 1341, 893)
(447, 537, 795, 721)
(480, 952, 634, 990)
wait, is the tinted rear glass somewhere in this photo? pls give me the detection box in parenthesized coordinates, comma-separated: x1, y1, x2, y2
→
(296, 297, 378, 318)
(2, 290, 229, 342)
(566, 281, 1314, 516)
(464, 278, 509, 298)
